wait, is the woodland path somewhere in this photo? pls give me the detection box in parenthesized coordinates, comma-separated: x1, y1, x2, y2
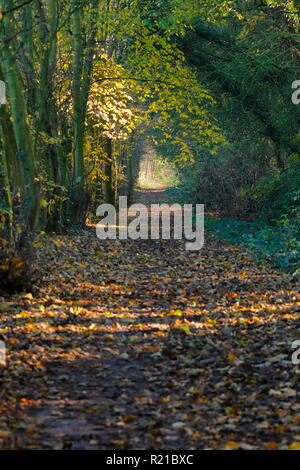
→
(0, 189, 299, 450)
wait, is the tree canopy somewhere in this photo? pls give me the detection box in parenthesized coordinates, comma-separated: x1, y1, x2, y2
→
(0, 0, 299, 283)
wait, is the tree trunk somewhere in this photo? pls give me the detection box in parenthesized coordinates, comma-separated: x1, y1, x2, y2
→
(1, 4, 40, 231)
(103, 138, 115, 205)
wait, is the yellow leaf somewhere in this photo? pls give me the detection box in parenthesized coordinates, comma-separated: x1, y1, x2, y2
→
(224, 441, 239, 449)
(33, 242, 44, 248)
(160, 397, 171, 403)
(168, 309, 183, 316)
(129, 335, 139, 343)
(288, 442, 300, 450)
(179, 326, 191, 334)
(19, 311, 32, 318)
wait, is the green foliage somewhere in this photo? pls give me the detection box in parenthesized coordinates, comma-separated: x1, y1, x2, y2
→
(249, 163, 300, 224)
(206, 216, 300, 273)
(162, 0, 300, 266)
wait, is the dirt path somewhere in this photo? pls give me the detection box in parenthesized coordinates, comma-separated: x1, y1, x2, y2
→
(132, 187, 173, 204)
(0, 190, 299, 450)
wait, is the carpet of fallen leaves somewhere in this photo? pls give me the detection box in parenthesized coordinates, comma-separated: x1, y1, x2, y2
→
(0, 190, 300, 450)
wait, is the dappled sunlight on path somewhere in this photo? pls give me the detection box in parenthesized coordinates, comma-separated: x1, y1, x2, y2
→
(0, 191, 299, 450)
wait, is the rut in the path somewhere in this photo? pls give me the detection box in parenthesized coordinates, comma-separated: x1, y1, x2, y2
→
(0, 190, 299, 450)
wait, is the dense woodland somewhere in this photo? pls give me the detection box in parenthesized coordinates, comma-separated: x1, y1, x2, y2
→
(0, 0, 299, 451)
(0, 0, 299, 288)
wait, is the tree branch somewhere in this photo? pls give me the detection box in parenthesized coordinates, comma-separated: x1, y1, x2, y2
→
(1, 0, 34, 17)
